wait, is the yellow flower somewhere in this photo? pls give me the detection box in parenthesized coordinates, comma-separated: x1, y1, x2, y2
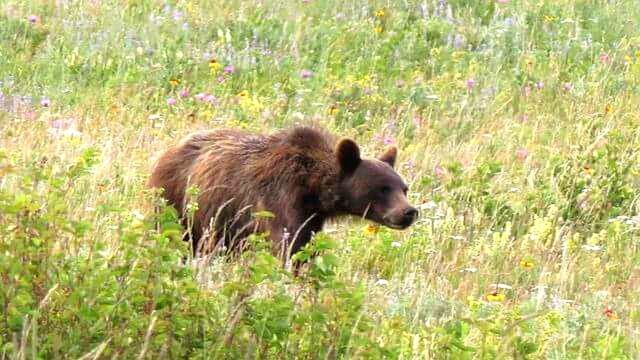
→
(364, 224, 379, 235)
(328, 104, 339, 115)
(209, 59, 221, 71)
(374, 26, 384, 34)
(374, 9, 385, 18)
(519, 259, 535, 270)
(543, 15, 555, 23)
(486, 292, 506, 302)
(169, 78, 180, 87)
(604, 103, 613, 114)
(237, 90, 249, 98)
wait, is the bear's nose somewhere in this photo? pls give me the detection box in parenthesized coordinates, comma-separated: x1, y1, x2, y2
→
(403, 207, 418, 219)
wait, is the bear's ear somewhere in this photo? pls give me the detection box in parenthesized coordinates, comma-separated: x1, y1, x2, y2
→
(336, 138, 361, 174)
(378, 146, 397, 168)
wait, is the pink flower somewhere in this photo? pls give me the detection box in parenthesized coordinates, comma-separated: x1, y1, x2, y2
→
(167, 97, 177, 106)
(599, 53, 611, 64)
(300, 69, 313, 79)
(204, 94, 218, 105)
(223, 65, 235, 74)
(563, 82, 573, 92)
(40, 97, 50, 107)
(516, 148, 529, 161)
(194, 93, 207, 101)
(179, 88, 189, 98)
(28, 15, 39, 24)
(217, 75, 225, 84)
(536, 81, 544, 90)
(466, 78, 476, 90)
(434, 165, 446, 178)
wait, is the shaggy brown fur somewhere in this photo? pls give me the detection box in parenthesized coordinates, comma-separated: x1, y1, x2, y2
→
(149, 126, 417, 260)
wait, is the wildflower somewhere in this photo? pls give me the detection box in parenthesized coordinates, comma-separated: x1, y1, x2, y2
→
(204, 94, 218, 105)
(563, 82, 573, 92)
(536, 81, 544, 90)
(223, 65, 235, 74)
(582, 244, 603, 252)
(516, 148, 529, 161)
(519, 259, 535, 269)
(434, 164, 446, 178)
(603, 307, 617, 320)
(604, 103, 612, 114)
(328, 104, 339, 115)
(172, 10, 183, 21)
(460, 267, 477, 273)
(375, 279, 389, 286)
(486, 292, 506, 302)
(520, 114, 529, 122)
(599, 52, 611, 64)
(364, 224, 379, 235)
(374, 9, 385, 18)
(300, 69, 313, 79)
(237, 90, 249, 98)
(169, 79, 180, 87)
(217, 75, 225, 84)
(453, 34, 465, 49)
(391, 241, 401, 248)
(466, 78, 476, 90)
(167, 97, 177, 106)
(209, 59, 221, 71)
(40, 97, 50, 107)
(194, 93, 206, 101)
(490, 283, 513, 290)
(28, 15, 39, 24)
(374, 26, 383, 34)
(179, 88, 189, 98)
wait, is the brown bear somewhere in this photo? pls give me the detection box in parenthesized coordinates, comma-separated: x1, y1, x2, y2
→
(149, 126, 417, 260)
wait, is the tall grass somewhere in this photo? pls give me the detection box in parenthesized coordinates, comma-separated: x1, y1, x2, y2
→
(1, 0, 640, 358)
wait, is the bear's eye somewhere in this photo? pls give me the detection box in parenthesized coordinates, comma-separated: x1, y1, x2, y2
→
(379, 186, 391, 195)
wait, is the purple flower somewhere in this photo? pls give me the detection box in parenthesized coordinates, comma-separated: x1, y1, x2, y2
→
(300, 69, 313, 79)
(194, 93, 206, 101)
(204, 94, 218, 105)
(172, 10, 183, 21)
(466, 78, 476, 90)
(516, 148, 529, 161)
(563, 82, 573, 91)
(223, 65, 235, 74)
(536, 81, 544, 90)
(599, 53, 611, 64)
(179, 88, 189, 98)
(167, 97, 177, 106)
(434, 165, 446, 178)
(40, 97, 50, 107)
(28, 15, 39, 24)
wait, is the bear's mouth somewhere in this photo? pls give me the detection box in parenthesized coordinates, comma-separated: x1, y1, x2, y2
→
(384, 219, 414, 230)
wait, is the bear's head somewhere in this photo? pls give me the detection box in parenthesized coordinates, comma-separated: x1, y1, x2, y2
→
(335, 138, 418, 229)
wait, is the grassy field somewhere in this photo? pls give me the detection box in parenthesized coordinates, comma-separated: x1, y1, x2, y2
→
(2, 0, 640, 358)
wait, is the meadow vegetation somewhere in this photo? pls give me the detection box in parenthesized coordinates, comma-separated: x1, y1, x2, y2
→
(1, 0, 640, 358)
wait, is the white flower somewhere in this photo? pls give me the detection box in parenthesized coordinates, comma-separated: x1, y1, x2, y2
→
(450, 235, 465, 241)
(391, 241, 401, 248)
(460, 267, 477, 273)
(490, 283, 513, 290)
(419, 201, 437, 210)
(582, 244, 603, 252)
(375, 279, 389, 286)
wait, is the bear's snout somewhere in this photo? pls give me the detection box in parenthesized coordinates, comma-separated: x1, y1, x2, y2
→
(383, 206, 418, 229)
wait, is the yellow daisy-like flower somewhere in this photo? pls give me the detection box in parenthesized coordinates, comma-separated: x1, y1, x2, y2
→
(209, 59, 221, 71)
(237, 90, 249, 98)
(604, 103, 613, 114)
(486, 292, 506, 302)
(519, 259, 535, 270)
(364, 224, 379, 235)
(374, 26, 384, 34)
(328, 105, 339, 115)
(169, 78, 180, 87)
(374, 9, 385, 18)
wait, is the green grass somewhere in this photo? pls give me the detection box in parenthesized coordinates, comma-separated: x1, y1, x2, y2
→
(2, 0, 640, 358)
